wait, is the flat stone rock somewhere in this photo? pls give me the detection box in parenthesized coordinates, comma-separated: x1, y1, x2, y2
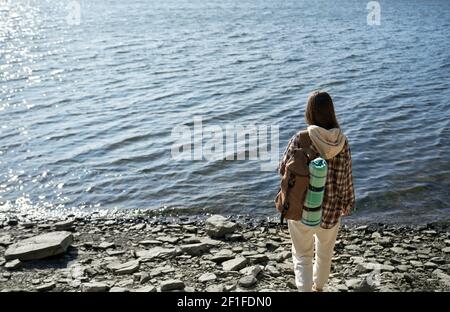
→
(265, 265, 281, 277)
(156, 236, 180, 244)
(70, 265, 86, 279)
(36, 282, 56, 292)
(134, 285, 156, 292)
(109, 260, 140, 275)
(54, 219, 75, 231)
(150, 265, 175, 277)
(4, 231, 73, 261)
(160, 279, 185, 291)
(97, 242, 115, 249)
(140, 272, 151, 284)
(424, 262, 438, 269)
(109, 287, 129, 292)
(390, 247, 408, 255)
(222, 257, 248, 271)
(205, 215, 237, 238)
(198, 273, 217, 283)
(106, 249, 126, 256)
(345, 278, 362, 289)
(432, 269, 450, 290)
(209, 249, 235, 263)
(206, 285, 224, 292)
(5, 259, 22, 270)
(138, 240, 163, 246)
(239, 265, 263, 277)
(247, 254, 269, 264)
(82, 282, 108, 292)
(180, 242, 212, 256)
(239, 275, 257, 288)
(0, 234, 13, 246)
(136, 247, 180, 261)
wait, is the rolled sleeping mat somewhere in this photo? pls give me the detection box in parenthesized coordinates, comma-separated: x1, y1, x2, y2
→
(302, 157, 328, 227)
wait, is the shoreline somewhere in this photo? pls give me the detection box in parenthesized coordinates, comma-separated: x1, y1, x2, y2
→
(0, 214, 449, 292)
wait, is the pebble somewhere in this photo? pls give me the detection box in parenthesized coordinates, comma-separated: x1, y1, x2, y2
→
(198, 273, 217, 283)
(82, 282, 108, 292)
(206, 285, 224, 292)
(160, 279, 185, 291)
(5, 259, 22, 270)
(36, 282, 56, 292)
(239, 275, 257, 288)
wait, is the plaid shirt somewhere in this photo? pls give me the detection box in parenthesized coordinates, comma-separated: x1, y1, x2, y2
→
(279, 130, 355, 229)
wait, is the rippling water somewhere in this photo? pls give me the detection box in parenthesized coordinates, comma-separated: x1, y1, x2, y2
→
(1, 0, 449, 223)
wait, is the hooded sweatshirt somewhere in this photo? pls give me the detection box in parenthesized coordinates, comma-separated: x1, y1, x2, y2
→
(307, 125, 346, 160)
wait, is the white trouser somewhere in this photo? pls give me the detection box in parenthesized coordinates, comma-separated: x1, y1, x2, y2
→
(287, 218, 340, 292)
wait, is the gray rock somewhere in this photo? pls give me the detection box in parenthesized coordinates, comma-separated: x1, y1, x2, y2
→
(432, 269, 450, 290)
(198, 273, 217, 283)
(354, 277, 377, 292)
(82, 282, 108, 292)
(21, 222, 36, 229)
(156, 236, 180, 244)
(4, 231, 73, 261)
(336, 284, 349, 292)
(424, 262, 438, 269)
(344, 245, 361, 251)
(265, 265, 281, 277)
(371, 232, 381, 239)
(239, 265, 263, 277)
(136, 247, 180, 261)
(150, 265, 175, 277)
(286, 279, 297, 289)
(140, 272, 151, 284)
(106, 250, 126, 256)
(378, 264, 395, 272)
(36, 282, 56, 292)
(71, 265, 86, 279)
(443, 247, 450, 253)
(390, 247, 408, 255)
(5, 259, 22, 270)
(396, 265, 410, 272)
(225, 233, 244, 241)
(345, 278, 362, 289)
(205, 215, 237, 238)
(410, 260, 423, 267)
(180, 242, 212, 256)
(247, 254, 269, 264)
(275, 251, 291, 262)
(209, 250, 235, 263)
(97, 242, 115, 249)
(160, 279, 185, 291)
(206, 285, 224, 292)
(134, 285, 156, 292)
(138, 240, 163, 246)
(109, 287, 129, 292)
(54, 219, 75, 231)
(0, 234, 13, 246)
(222, 257, 248, 271)
(109, 260, 140, 275)
(130, 223, 146, 231)
(239, 275, 257, 288)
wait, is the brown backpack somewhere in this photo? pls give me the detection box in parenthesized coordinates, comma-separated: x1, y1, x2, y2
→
(275, 131, 318, 224)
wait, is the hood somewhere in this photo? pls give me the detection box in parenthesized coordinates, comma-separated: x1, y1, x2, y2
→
(307, 125, 346, 159)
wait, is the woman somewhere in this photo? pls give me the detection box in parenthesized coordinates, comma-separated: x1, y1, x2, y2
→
(279, 91, 355, 292)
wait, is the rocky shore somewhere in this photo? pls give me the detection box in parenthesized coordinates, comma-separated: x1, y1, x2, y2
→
(0, 214, 449, 292)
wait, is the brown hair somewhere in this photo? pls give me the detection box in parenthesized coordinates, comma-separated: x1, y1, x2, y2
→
(305, 91, 340, 129)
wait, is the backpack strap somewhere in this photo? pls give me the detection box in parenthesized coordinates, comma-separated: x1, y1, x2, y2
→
(298, 130, 319, 161)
